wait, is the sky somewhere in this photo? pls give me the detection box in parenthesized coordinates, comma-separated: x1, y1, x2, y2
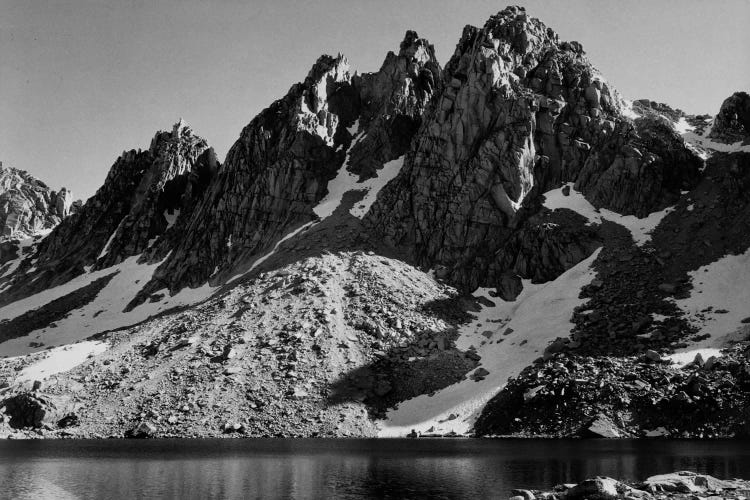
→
(2, 0, 749, 200)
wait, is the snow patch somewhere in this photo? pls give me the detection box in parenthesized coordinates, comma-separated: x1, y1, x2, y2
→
(349, 156, 405, 218)
(14, 341, 107, 383)
(666, 348, 723, 368)
(226, 221, 315, 285)
(313, 132, 366, 219)
(97, 219, 125, 259)
(676, 117, 750, 156)
(346, 119, 360, 136)
(378, 249, 601, 437)
(0, 255, 215, 357)
(543, 183, 674, 246)
(668, 248, 750, 362)
(620, 99, 640, 120)
(164, 209, 180, 229)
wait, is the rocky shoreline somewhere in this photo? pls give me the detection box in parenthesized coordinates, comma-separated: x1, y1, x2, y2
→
(510, 472, 750, 500)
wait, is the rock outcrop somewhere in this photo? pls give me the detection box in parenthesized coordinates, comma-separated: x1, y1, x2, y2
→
(509, 472, 750, 500)
(0, 121, 218, 303)
(366, 6, 702, 293)
(0, 392, 57, 429)
(132, 31, 442, 300)
(0, 163, 79, 241)
(708, 91, 750, 144)
(474, 340, 750, 438)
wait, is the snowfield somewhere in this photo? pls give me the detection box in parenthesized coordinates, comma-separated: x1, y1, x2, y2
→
(378, 248, 601, 436)
(667, 247, 750, 367)
(676, 117, 750, 156)
(313, 131, 367, 219)
(313, 130, 405, 220)
(0, 255, 215, 357)
(14, 340, 107, 383)
(543, 183, 673, 246)
(349, 156, 405, 218)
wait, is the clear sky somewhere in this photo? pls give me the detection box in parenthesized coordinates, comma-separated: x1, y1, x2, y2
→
(2, 0, 749, 199)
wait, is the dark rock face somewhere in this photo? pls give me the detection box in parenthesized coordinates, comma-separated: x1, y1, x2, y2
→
(133, 32, 443, 300)
(346, 31, 443, 180)
(0, 164, 78, 240)
(486, 208, 601, 298)
(0, 393, 55, 428)
(0, 122, 218, 303)
(574, 115, 702, 216)
(365, 5, 702, 293)
(709, 91, 750, 143)
(135, 55, 353, 296)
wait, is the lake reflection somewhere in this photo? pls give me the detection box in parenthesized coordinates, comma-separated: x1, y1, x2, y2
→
(1, 439, 749, 499)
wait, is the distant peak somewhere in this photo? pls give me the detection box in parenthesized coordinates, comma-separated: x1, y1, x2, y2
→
(399, 30, 421, 52)
(397, 30, 436, 63)
(481, 5, 562, 55)
(306, 54, 351, 84)
(172, 118, 191, 138)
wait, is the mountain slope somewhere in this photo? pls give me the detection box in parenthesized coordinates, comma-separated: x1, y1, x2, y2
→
(1, 6, 749, 439)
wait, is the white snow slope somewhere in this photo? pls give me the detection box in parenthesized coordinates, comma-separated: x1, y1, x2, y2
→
(313, 129, 405, 220)
(676, 117, 750, 158)
(14, 341, 107, 383)
(667, 247, 750, 366)
(544, 184, 674, 246)
(0, 255, 214, 357)
(378, 248, 601, 436)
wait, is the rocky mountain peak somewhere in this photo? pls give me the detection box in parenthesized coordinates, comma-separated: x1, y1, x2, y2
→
(397, 30, 435, 63)
(289, 54, 352, 147)
(365, 5, 702, 294)
(0, 123, 218, 302)
(171, 117, 191, 138)
(0, 164, 79, 241)
(483, 5, 561, 56)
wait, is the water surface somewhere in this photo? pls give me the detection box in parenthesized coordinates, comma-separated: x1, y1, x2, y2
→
(1, 438, 749, 499)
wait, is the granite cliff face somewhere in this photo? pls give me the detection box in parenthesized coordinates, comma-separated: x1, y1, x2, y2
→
(365, 5, 702, 293)
(133, 32, 442, 299)
(0, 164, 78, 241)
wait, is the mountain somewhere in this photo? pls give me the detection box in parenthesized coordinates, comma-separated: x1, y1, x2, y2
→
(0, 163, 80, 303)
(0, 162, 79, 241)
(1, 6, 749, 439)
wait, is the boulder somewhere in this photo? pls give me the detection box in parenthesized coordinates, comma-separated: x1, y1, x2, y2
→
(128, 420, 158, 438)
(57, 413, 80, 428)
(644, 350, 662, 362)
(511, 489, 535, 500)
(581, 414, 622, 438)
(642, 472, 735, 494)
(0, 393, 55, 429)
(565, 477, 622, 500)
(472, 367, 490, 381)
